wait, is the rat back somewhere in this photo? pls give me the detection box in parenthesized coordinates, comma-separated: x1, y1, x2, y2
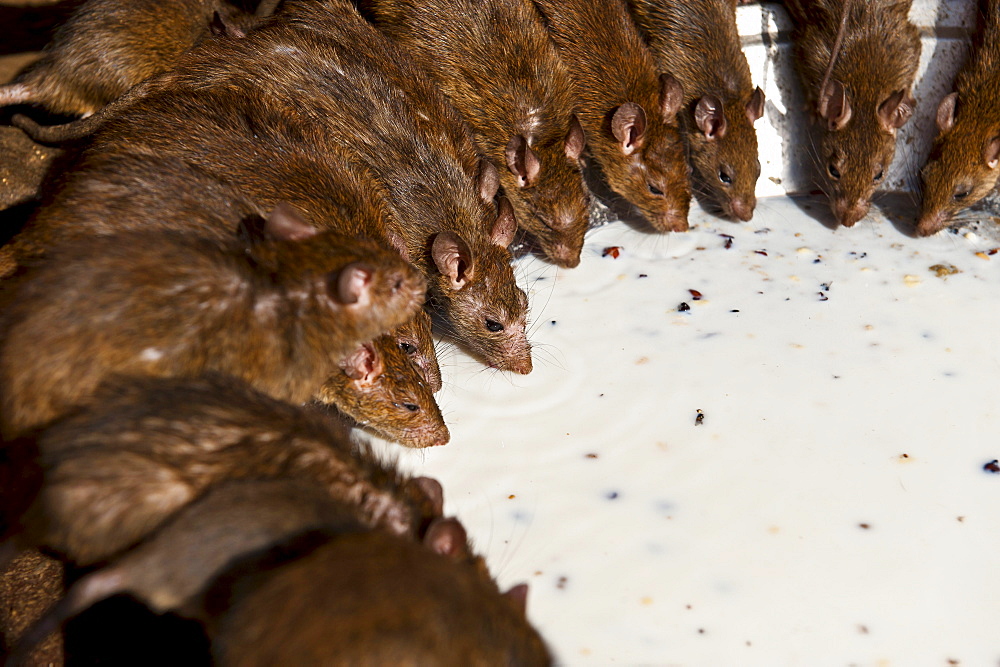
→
(361, 0, 591, 268)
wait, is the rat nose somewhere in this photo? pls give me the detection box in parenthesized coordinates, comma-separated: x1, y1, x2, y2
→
(547, 242, 581, 269)
(833, 199, 869, 228)
(656, 209, 690, 233)
(916, 210, 950, 237)
(729, 196, 755, 222)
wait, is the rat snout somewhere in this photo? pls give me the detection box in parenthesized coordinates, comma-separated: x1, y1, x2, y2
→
(916, 209, 951, 237)
(728, 196, 755, 222)
(832, 199, 870, 228)
(653, 208, 690, 233)
(547, 242, 581, 269)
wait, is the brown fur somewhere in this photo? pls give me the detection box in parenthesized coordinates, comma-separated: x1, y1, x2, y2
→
(2, 374, 445, 569)
(27, 0, 533, 373)
(0, 215, 425, 439)
(5, 479, 363, 664)
(785, 0, 921, 227)
(5, 83, 446, 426)
(533, 0, 691, 232)
(627, 0, 764, 221)
(0, 0, 261, 118)
(315, 333, 450, 449)
(917, 0, 1000, 236)
(361, 0, 591, 268)
(211, 530, 551, 665)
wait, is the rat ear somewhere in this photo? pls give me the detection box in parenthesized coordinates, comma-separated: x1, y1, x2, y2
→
(694, 95, 727, 140)
(983, 136, 1000, 169)
(408, 476, 444, 518)
(746, 86, 765, 123)
(387, 231, 411, 262)
(504, 584, 529, 615)
(611, 102, 647, 155)
(476, 158, 500, 203)
(431, 231, 475, 290)
(339, 343, 382, 385)
(564, 114, 586, 160)
(505, 135, 541, 188)
(818, 80, 851, 131)
(264, 202, 317, 241)
(423, 517, 468, 559)
(659, 73, 683, 119)
(491, 197, 517, 248)
(935, 92, 958, 134)
(878, 89, 914, 132)
(333, 262, 373, 305)
(210, 10, 247, 39)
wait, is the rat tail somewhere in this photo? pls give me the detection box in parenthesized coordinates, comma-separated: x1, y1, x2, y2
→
(0, 83, 33, 109)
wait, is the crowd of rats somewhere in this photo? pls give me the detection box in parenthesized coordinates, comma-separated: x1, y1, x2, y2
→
(0, 0, 996, 663)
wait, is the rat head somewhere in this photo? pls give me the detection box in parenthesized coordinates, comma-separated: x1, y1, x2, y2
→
(814, 81, 914, 227)
(429, 199, 532, 374)
(917, 92, 1000, 236)
(504, 115, 591, 268)
(392, 309, 442, 392)
(602, 74, 691, 232)
(686, 87, 765, 222)
(315, 338, 449, 449)
(251, 203, 427, 347)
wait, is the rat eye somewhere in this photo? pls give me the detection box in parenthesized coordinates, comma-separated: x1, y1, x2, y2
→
(648, 183, 664, 196)
(954, 189, 971, 201)
(399, 341, 417, 355)
(395, 402, 420, 413)
(485, 319, 504, 332)
(718, 168, 733, 185)
(828, 163, 841, 180)
(873, 169, 884, 183)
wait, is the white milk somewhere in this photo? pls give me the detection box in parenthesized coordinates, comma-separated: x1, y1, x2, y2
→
(372, 197, 1000, 665)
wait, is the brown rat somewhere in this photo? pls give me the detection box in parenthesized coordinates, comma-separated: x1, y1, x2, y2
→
(5, 478, 362, 665)
(315, 333, 450, 449)
(263, 0, 533, 373)
(210, 524, 551, 666)
(1, 374, 446, 571)
(626, 0, 765, 221)
(0, 0, 261, 119)
(917, 0, 1000, 236)
(360, 0, 591, 269)
(533, 0, 691, 233)
(0, 206, 425, 439)
(5, 87, 444, 396)
(784, 0, 921, 227)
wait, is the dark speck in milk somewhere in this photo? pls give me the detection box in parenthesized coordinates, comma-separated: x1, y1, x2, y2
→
(556, 576, 568, 590)
(606, 491, 620, 500)
(983, 460, 1000, 474)
(678, 302, 691, 312)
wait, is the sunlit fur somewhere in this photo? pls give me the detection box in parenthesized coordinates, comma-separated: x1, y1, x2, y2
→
(627, 0, 762, 221)
(535, 0, 691, 232)
(0, 228, 423, 439)
(785, 0, 920, 227)
(314, 332, 450, 449)
(0, 0, 259, 117)
(918, 1, 1000, 236)
(361, 0, 591, 268)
